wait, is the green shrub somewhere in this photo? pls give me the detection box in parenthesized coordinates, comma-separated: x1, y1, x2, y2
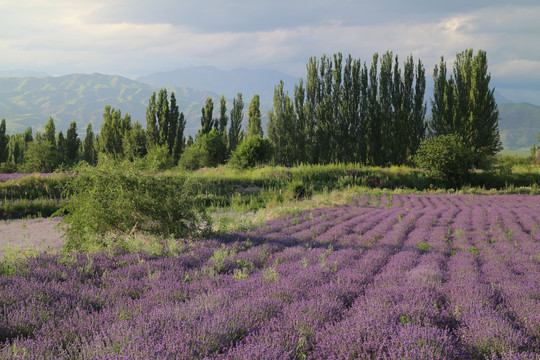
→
(229, 135, 273, 169)
(179, 130, 227, 170)
(142, 145, 175, 172)
(56, 156, 210, 252)
(178, 145, 208, 170)
(289, 181, 313, 201)
(414, 134, 475, 185)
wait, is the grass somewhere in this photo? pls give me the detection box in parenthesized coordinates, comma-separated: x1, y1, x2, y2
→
(1, 161, 540, 222)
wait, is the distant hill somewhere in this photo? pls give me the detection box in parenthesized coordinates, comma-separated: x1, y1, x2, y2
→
(137, 66, 298, 104)
(498, 102, 540, 154)
(0, 74, 220, 135)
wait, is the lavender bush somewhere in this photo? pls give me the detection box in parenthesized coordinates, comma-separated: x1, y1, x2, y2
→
(1, 194, 539, 359)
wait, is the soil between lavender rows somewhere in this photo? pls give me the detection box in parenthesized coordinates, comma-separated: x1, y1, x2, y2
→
(0, 217, 64, 258)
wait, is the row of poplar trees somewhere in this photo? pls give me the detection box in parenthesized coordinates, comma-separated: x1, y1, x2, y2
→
(268, 51, 427, 166)
(267, 49, 500, 167)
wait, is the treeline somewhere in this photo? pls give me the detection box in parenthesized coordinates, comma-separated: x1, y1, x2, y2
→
(268, 52, 426, 166)
(0, 49, 504, 173)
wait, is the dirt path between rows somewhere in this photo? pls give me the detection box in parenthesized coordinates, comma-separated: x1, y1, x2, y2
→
(0, 218, 64, 259)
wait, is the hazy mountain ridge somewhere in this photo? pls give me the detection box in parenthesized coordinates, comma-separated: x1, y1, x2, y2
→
(137, 66, 298, 103)
(0, 73, 220, 135)
(498, 102, 540, 152)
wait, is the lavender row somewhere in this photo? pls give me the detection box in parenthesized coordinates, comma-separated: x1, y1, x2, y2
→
(1, 194, 539, 359)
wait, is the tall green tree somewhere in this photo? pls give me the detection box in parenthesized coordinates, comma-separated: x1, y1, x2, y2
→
(101, 105, 130, 158)
(228, 93, 244, 153)
(429, 49, 501, 165)
(246, 94, 263, 139)
(157, 88, 170, 146)
(44, 116, 56, 148)
(304, 57, 320, 164)
(293, 79, 308, 163)
(83, 123, 97, 165)
(0, 119, 8, 163)
(168, 92, 179, 154)
(146, 92, 159, 146)
(56, 131, 66, 164)
(218, 95, 228, 135)
(65, 121, 80, 165)
(123, 121, 147, 160)
(173, 112, 186, 163)
(267, 81, 296, 166)
(378, 51, 394, 165)
(365, 53, 382, 165)
(201, 97, 215, 135)
(411, 57, 427, 159)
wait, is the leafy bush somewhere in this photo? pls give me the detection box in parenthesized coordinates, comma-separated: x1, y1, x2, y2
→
(56, 156, 210, 252)
(289, 180, 313, 201)
(414, 134, 475, 184)
(179, 130, 227, 170)
(229, 135, 273, 169)
(141, 145, 175, 172)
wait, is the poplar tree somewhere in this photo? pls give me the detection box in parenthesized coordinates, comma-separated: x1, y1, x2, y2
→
(173, 112, 186, 162)
(0, 119, 8, 163)
(101, 105, 129, 158)
(304, 57, 320, 163)
(146, 92, 159, 146)
(411, 58, 427, 158)
(218, 95, 228, 135)
(228, 93, 244, 153)
(293, 79, 307, 163)
(83, 123, 97, 165)
(246, 94, 263, 139)
(123, 121, 147, 160)
(44, 117, 56, 148)
(429, 49, 501, 165)
(168, 92, 179, 154)
(200, 97, 214, 135)
(56, 131, 66, 163)
(157, 88, 170, 146)
(267, 81, 296, 166)
(378, 51, 393, 165)
(65, 121, 80, 165)
(366, 53, 382, 165)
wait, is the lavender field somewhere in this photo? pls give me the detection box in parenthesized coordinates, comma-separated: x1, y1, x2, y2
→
(1, 194, 539, 359)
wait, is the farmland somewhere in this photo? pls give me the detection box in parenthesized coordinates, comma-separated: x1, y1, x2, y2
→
(1, 193, 539, 359)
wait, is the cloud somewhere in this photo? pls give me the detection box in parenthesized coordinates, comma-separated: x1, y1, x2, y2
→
(0, 0, 539, 103)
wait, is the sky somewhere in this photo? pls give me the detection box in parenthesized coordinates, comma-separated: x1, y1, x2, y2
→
(1, 0, 539, 104)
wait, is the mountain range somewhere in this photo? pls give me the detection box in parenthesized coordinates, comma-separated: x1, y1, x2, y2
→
(0, 67, 539, 154)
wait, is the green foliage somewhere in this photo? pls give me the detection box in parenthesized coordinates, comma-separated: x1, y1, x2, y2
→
(429, 50, 501, 164)
(0, 119, 8, 163)
(246, 94, 263, 139)
(218, 95, 228, 135)
(44, 116, 56, 147)
(200, 97, 215, 135)
(415, 134, 475, 184)
(22, 141, 60, 173)
(65, 121, 80, 165)
(82, 123, 97, 166)
(289, 181, 313, 201)
(416, 240, 431, 252)
(179, 129, 227, 170)
(123, 121, 148, 161)
(56, 156, 210, 252)
(229, 135, 273, 169)
(178, 144, 208, 171)
(100, 105, 130, 158)
(142, 145, 175, 172)
(228, 93, 244, 153)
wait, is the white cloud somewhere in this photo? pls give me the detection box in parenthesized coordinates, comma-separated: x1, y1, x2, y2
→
(0, 1, 539, 102)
